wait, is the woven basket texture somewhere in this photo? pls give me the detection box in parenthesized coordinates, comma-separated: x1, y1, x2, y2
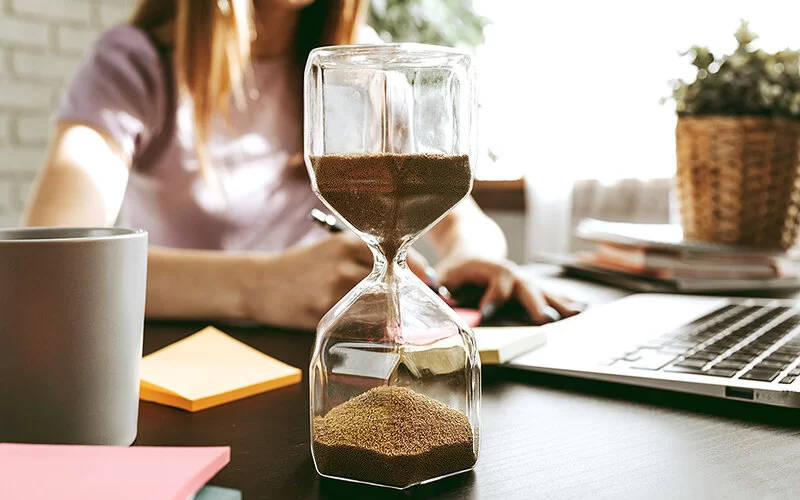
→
(676, 116, 800, 250)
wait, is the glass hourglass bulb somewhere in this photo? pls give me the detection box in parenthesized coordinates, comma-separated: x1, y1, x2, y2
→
(304, 44, 480, 490)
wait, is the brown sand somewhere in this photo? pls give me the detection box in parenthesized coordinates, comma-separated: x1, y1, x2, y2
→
(311, 153, 471, 259)
(312, 386, 476, 488)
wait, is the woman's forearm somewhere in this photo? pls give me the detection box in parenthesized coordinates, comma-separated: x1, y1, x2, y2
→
(428, 197, 508, 260)
(145, 246, 257, 321)
(147, 235, 375, 330)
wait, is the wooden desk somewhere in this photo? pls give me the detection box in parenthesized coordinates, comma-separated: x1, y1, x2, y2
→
(135, 268, 800, 499)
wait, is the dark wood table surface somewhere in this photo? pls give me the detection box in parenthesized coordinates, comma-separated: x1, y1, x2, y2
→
(135, 267, 800, 499)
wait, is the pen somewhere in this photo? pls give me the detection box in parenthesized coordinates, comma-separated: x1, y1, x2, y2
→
(310, 208, 345, 233)
(309, 208, 453, 301)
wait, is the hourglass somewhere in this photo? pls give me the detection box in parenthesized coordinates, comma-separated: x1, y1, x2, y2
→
(304, 44, 480, 489)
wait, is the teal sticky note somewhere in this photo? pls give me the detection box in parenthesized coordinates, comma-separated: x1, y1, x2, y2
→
(191, 486, 242, 500)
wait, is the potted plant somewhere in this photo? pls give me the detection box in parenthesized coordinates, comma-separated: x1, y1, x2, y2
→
(368, 0, 490, 49)
(668, 21, 800, 250)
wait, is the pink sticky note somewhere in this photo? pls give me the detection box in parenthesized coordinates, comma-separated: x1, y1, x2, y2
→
(392, 308, 482, 347)
(454, 307, 482, 328)
(0, 444, 230, 500)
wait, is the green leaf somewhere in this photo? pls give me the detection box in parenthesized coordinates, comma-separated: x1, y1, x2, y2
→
(689, 46, 714, 70)
(734, 19, 758, 51)
(367, 0, 490, 49)
(665, 20, 800, 120)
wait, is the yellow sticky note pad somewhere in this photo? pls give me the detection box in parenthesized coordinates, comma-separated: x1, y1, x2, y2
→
(474, 326, 548, 364)
(140, 326, 302, 412)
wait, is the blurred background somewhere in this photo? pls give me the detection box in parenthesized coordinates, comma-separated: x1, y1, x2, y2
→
(1, 0, 799, 261)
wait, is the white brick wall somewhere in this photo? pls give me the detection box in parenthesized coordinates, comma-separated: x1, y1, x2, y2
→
(0, 83, 52, 109)
(0, 114, 10, 146)
(12, 51, 82, 82)
(13, 175, 35, 210)
(56, 25, 100, 56)
(0, 16, 49, 48)
(16, 115, 51, 146)
(0, 177, 12, 215)
(94, 4, 132, 29)
(0, 0, 137, 226)
(10, 0, 92, 25)
(0, 148, 46, 172)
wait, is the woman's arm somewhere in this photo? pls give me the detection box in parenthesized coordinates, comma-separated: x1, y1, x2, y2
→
(23, 124, 130, 227)
(23, 124, 256, 322)
(23, 123, 373, 330)
(427, 197, 507, 261)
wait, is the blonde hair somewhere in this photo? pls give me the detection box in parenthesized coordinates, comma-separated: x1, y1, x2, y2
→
(131, 0, 367, 185)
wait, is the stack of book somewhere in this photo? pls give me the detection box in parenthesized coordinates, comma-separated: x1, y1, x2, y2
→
(555, 219, 800, 293)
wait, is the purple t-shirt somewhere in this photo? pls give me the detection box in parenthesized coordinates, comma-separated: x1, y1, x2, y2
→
(56, 25, 329, 251)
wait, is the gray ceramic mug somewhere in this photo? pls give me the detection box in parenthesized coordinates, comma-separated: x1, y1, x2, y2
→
(0, 227, 147, 445)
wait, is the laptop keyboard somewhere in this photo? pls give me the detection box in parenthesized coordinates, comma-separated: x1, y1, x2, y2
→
(607, 304, 800, 384)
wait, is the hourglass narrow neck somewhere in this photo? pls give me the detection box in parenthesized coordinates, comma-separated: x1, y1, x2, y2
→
(371, 240, 413, 282)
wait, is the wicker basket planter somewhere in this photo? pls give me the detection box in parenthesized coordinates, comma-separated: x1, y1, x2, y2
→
(675, 116, 800, 250)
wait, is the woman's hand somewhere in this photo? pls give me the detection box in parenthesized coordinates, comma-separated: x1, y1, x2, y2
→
(436, 256, 584, 325)
(243, 234, 433, 330)
(243, 233, 372, 330)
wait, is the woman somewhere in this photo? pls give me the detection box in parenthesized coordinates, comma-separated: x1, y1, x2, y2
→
(22, 0, 580, 329)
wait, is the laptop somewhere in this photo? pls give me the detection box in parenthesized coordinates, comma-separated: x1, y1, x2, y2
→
(509, 294, 800, 408)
